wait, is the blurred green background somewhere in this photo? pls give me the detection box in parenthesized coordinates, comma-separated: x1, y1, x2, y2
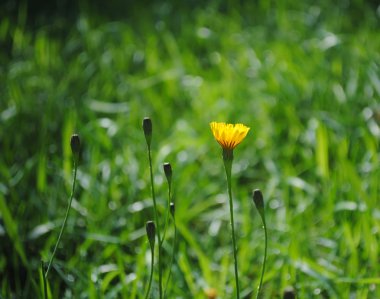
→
(1, 0, 379, 298)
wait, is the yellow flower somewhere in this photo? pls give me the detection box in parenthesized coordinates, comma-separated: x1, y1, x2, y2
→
(210, 122, 250, 150)
(204, 288, 217, 299)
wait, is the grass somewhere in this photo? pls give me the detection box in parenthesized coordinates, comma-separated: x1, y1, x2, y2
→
(0, 0, 379, 298)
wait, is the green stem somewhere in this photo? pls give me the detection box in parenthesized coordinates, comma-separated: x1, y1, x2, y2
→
(147, 146, 163, 299)
(161, 184, 171, 246)
(45, 161, 78, 278)
(256, 216, 267, 299)
(163, 215, 177, 297)
(223, 155, 240, 299)
(41, 261, 48, 299)
(144, 245, 155, 299)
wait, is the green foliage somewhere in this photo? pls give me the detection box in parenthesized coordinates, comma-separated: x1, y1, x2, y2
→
(0, 0, 379, 298)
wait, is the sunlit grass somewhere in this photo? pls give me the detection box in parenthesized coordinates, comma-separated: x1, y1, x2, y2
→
(0, 0, 379, 298)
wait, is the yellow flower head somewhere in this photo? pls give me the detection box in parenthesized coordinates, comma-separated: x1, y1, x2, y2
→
(204, 288, 217, 299)
(210, 122, 250, 150)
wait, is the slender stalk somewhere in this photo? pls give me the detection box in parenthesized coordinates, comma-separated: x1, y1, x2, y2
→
(223, 156, 240, 299)
(256, 213, 267, 299)
(147, 146, 163, 299)
(252, 189, 267, 299)
(41, 261, 48, 299)
(45, 161, 78, 278)
(144, 244, 155, 299)
(160, 183, 171, 246)
(163, 213, 177, 297)
(163, 162, 174, 298)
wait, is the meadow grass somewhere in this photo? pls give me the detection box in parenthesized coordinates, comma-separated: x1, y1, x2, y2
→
(0, 1, 379, 298)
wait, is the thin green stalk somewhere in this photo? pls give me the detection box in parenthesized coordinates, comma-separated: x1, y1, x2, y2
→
(256, 213, 267, 299)
(160, 183, 171, 246)
(45, 161, 78, 278)
(41, 261, 48, 299)
(147, 146, 163, 299)
(144, 244, 155, 299)
(223, 156, 240, 299)
(163, 215, 177, 297)
(252, 189, 267, 299)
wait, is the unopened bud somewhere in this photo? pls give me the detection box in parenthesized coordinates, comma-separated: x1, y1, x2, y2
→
(146, 221, 156, 248)
(142, 117, 152, 147)
(283, 286, 296, 299)
(253, 189, 264, 211)
(70, 134, 81, 163)
(253, 189, 266, 222)
(170, 202, 175, 217)
(163, 162, 172, 185)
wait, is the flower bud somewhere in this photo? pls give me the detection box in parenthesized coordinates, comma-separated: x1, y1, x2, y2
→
(252, 189, 265, 221)
(70, 134, 81, 163)
(163, 162, 172, 185)
(283, 286, 296, 299)
(142, 117, 152, 147)
(146, 221, 156, 248)
(253, 189, 263, 210)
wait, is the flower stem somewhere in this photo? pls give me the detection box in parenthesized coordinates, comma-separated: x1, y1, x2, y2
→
(144, 243, 155, 299)
(163, 170, 175, 297)
(256, 214, 267, 299)
(41, 261, 48, 299)
(147, 146, 163, 299)
(163, 213, 177, 297)
(223, 153, 240, 299)
(160, 183, 171, 246)
(45, 160, 78, 278)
